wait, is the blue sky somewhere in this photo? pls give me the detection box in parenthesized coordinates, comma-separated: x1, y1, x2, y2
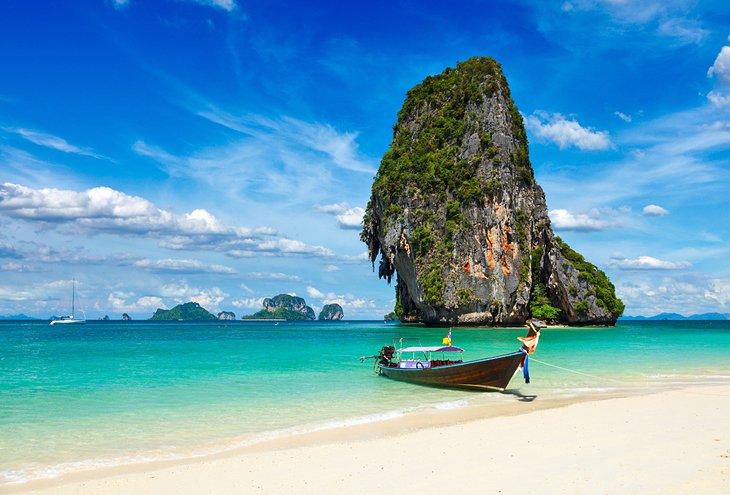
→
(1, 0, 729, 319)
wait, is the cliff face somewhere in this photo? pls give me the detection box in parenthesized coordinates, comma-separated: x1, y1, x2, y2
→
(362, 57, 623, 326)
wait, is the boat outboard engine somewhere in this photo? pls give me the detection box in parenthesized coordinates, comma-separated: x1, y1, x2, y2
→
(378, 345, 395, 366)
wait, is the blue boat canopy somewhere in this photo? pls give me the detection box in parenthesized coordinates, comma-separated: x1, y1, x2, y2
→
(399, 345, 464, 353)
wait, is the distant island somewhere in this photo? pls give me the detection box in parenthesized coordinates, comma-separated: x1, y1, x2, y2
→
(318, 303, 344, 321)
(151, 302, 217, 321)
(217, 311, 236, 321)
(243, 294, 344, 321)
(383, 311, 398, 321)
(620, 313, 730, 321)
(244, 294, 316, 321)
(0, 314, 38, 320)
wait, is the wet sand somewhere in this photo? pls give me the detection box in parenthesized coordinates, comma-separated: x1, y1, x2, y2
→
(8, 384, 730, 495)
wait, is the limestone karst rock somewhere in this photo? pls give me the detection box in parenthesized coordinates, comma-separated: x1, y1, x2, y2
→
(318, 303, 344, 320)
(244, 294, 316, 321)
(361, 57, 624, 326)
(217, 311, 236, 321)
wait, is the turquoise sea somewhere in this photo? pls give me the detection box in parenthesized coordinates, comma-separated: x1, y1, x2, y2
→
(1, 319, 729, 486)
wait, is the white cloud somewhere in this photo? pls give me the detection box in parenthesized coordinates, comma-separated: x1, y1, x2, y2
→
(609, 255, 691, 270)
(707, 90, 730, 107)
(614, 111, 632, 123)
(323, 295, 374, 310)
(232, 297, 265, 309)
(256, 238, 333, 257)
(708, 46, 730, 85)
(341, 252, 370, 263)
(192, 110, 376, 174)
(555, 1, 707, 45)
(303, 286, 375, 311)
(133, 258, 237, 274)
(707, 44, 730, 106)
(323, 264, 341, 272)
(306, 286, 325, 298)
(112, 0, 130, 10)
(314, 202, 349, 214)
(704, 279, 730, 306)
(190, 0, 237, 12)
(539, 103, 730, 219)
(133, 111, 375, 222)
(657, 18, 708, 45)
(0, 242, 23, 259)
(137, 296, 164, 308)
(0, 182, 173, 225)
(0, 183, 332, 258)
(108, 292, 165, 313)
(0, 262, 30, 272)
(244, 272, 301, 281)
(160, 283, 228, 310)
(191, 288, 227, 310)
(4, 127, 103, 159)
(642, 204, 668, 216)
(315, 202, 365, 230)
(524, 112, 613, 150)
(549, 208, 616, 231)
(132, 141, 181, 167)
(617, 275, 730, 315)
(336, 207, 365, 230)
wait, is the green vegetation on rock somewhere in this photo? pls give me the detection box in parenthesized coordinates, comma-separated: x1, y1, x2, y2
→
(246, 307, 313, 321)
(362, 57, 533, 307)
(244, 294, 316, 321)
(362, 55, 622, 326)
(555, 237, 625, 319)
(368, 57, 526, 213)
(318, 303, 344, 321)
(528, 247, 562, 321)
(150, 302, 216, 321)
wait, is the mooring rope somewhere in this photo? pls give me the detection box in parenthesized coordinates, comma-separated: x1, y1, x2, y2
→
(528, 356, 624, 384)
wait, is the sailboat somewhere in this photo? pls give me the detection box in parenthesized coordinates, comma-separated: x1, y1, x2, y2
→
(50, 280, 86, 325)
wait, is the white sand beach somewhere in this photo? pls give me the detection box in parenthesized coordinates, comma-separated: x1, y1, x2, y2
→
(10, 384, 730, 495)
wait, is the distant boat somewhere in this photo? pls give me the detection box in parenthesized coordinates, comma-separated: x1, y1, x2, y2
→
(361, 321, 541, 391)
(50, 280, 86, 326)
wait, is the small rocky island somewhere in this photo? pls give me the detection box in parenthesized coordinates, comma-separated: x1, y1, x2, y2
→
(217, 311, 236, 321)
(361, 56, 624, 326)
(244, 294, 316, 321)
(318, 303, 344, 320)
(150, 302, 217, 321)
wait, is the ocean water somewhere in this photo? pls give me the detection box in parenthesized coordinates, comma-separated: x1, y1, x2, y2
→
(1, 319, 729, 485)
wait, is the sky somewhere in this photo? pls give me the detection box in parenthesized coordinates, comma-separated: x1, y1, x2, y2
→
(1, 0, 730, 319)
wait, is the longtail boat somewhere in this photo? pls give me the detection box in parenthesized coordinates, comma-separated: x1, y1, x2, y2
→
(361, 321, 541, 391)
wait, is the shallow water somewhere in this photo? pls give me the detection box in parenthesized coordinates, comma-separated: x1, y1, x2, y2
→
(1, 319, 728, 485)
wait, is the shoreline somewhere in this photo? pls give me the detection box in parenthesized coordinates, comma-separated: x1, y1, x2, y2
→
(7, 381, 730, 494)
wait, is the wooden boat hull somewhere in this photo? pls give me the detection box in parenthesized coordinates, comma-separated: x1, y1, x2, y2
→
(377, 351, 524, 391)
